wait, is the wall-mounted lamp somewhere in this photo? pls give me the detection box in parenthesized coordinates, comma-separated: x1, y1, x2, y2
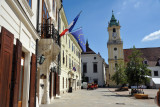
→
(38, 54, 45, 65)
(40, 84, 44, 89)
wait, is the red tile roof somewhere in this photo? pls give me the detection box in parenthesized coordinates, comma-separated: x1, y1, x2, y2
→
(123, 47, 160, 66)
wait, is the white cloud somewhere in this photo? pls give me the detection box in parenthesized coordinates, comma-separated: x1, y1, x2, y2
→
(142, 30, 160, 42)
(134, 2, 140, 8)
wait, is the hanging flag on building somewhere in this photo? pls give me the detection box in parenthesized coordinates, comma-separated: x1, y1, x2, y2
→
(73, 67, 76, 71)
(60, 11, 82, 37)
(71, 28, 86, 52)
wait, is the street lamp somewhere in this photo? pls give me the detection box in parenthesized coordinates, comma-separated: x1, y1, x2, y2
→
(38, 54, 45, 65)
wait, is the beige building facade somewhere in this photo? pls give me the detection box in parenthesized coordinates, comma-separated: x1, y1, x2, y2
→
(59, 8, 82, 94)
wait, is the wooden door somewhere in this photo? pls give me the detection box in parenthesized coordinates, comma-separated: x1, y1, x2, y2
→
(69, 79, 71, 88)
(49, 72, 53, 98)
(0, 27, 14, 107)
(56, 73, 59, 95)
(53, 72, 56, 96)
(12, 39, 22, 107)
(29, 54, 36, 107)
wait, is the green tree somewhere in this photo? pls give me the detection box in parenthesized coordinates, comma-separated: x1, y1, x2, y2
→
(111, 64, 127, 86)
(125, 46, 151, 88)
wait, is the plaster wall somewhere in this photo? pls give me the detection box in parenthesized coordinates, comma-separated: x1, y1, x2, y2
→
(81, 54, 106, 86)
(0, 0, 39, 107)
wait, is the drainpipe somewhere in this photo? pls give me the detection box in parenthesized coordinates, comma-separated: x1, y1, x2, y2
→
(36, 0, 40, 32)
(35, 0, 40, 106)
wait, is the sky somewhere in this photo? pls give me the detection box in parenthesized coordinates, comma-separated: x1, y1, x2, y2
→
(63, 0, 160, 63)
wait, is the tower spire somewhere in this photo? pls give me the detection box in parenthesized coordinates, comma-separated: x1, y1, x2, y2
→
(109, 10, 119, 27)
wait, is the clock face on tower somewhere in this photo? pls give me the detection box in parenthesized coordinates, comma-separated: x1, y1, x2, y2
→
(112, 32, 117, 38)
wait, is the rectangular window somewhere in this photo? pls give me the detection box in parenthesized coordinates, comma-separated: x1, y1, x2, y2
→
(83, 63, 87, 73)
(66, 55, 67, 67)
(72, 43, 73, 52)
(93, 63, 98, 73)
(41, 0, 50, 38)
(63, 50, 65, 64)
(53, 0, 55, 10)
(154, 71, 158, 76)
(59, 16, 61, 31)
(66, 78, 67, 88)
(144, 61, 148, 65)
(63, 77, 64, 89)
(26, 0, 32, 8)
(69, 58, 71, 69)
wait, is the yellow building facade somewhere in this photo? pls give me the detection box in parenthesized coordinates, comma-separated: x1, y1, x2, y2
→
(107, 11, 124, 87)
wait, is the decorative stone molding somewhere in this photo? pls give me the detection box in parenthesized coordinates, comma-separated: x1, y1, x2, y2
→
(38, 39, 60, 62)
(38, 39, 60, 104)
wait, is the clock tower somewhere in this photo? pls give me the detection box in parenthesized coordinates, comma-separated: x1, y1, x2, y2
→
(107, 11, 124, 87)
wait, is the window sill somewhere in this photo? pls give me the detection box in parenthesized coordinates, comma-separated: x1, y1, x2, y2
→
(22, 0, 34, 17)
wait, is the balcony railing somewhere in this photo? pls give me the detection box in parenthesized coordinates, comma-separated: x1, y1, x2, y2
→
(39, 23, 59, 44)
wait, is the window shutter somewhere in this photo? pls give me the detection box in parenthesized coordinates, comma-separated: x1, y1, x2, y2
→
(12, 39, 22, 107)
(29, 54, 36, 107)
(0, 27, 14, 107)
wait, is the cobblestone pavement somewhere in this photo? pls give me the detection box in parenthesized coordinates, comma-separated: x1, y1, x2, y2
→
(40, 88, 158, 107)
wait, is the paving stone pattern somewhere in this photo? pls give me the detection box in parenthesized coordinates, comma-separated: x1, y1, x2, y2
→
(40, 88, 158, 107)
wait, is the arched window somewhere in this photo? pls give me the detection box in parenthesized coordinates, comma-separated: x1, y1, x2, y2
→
(113, 28, 116, 32)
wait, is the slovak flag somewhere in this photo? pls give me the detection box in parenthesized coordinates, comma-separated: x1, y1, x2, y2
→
(60, 11, 82, 37)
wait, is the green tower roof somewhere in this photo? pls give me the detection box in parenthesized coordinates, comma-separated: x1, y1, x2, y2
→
(109, 10, 119, 27)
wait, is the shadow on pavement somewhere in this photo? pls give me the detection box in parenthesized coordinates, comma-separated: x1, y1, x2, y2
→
(98, 91, 111, 92)
(102, 94, 132, 97)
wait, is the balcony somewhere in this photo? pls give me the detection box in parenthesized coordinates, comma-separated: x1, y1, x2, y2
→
(38, 23, 60, 62)
(39, 23, 59, 45)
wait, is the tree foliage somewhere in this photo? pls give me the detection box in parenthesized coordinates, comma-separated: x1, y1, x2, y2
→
(111, 63, 127, 85)
(125, 46, 151, 87)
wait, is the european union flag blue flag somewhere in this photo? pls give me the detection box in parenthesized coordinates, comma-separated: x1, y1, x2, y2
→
(71, 28, 86, 52)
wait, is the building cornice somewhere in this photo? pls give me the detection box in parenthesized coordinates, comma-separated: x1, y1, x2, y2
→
(6, 0, 40, 40)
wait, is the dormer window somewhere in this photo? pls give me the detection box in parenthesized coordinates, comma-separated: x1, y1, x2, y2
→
(113, 28, 116, 32)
